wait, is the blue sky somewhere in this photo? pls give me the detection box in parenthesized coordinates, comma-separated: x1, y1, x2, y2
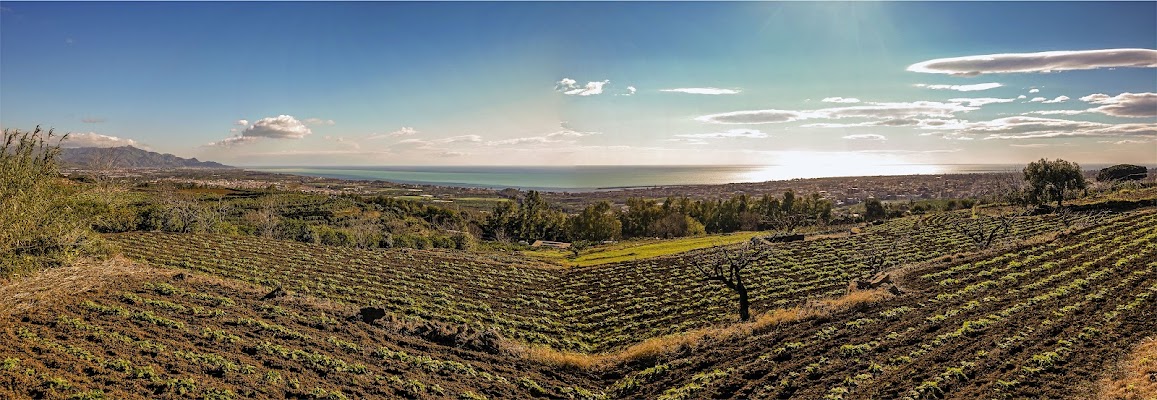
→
(1, 1, 1155, 167)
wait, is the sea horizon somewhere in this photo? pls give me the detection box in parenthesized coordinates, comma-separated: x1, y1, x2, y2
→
(246, 163, 1146, 192)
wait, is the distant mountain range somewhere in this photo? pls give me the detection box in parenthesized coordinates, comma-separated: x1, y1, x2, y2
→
(59, 146, 231, 169)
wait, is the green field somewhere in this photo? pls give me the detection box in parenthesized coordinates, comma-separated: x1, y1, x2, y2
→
(521, 231, 776, 267)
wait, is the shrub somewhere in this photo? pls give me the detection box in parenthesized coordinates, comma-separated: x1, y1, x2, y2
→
(1, 127, 105, 278)
(451, 231, 476, 251)
(1097, 164, 1148, 182)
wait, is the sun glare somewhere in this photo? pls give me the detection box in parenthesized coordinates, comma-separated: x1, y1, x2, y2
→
(742, 151, 944, 182)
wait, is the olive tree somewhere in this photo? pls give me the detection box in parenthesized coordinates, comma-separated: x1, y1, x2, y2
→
(1023, 158, 1086, 208)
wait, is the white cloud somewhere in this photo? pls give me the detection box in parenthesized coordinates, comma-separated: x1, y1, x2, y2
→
(1080, 92, 1157, 118)
(324, 136, 360, 149)
(946, 97, 1016, 107)
(303, 118, 336, 126)
(842, 134, 887, 140)
(556, 78, 609, 96)
(813, 101, 978, 120)
(674, 129, 768, 139)
(803, 119, 919, 128)
(660, 87, 742, 95)
(665, 138, 710, 145)
(927, 116, 1157, 140)
(804, 117, 970, 129)
(437, 135, 482, 144)
(625, 86, 637, 96)
(697, 101, 978, 125)
(695, 109, 804, 124)
(1017, 95, 1027, 99)
(822, 97, 861, 103)
(61, 132, 144, 148)
(546, 125, 599, 138)
(206, 135, 258, 148)
(1029, 88, 1040, 94)
(915, 82, 1003, 91)
(1029, 97, 1047, 102)
(234, 119, 249, 126)
(242, 115, 312, 139)
(486, 123, 600, 146)
(1025, 109, 1086, 116)
(907, 48, 1157, 76)
(1099, 139, 1155, 145)
(1018, 93, 1156, 119)
(914, 119, 971, 130)
(488, 136, 556, 146)
(227, 149, 392, 157)
(395, 134, 481, 149)
(369, 126, 418, 139)
(395, 139, 426, 146)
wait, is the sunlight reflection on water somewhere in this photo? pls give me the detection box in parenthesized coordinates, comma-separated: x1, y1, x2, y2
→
(740, 152, 945, 181)
(740, 164, 944, 182)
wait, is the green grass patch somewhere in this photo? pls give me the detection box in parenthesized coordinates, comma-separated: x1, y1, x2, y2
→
(523, 230, 771, 267)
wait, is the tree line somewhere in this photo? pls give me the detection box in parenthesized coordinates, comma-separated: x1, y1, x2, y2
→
(483, 190, 834, 243)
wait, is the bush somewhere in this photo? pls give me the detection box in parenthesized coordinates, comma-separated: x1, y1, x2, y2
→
(276, 219, 315, 243)
(450, 231, 475, 251)
(315, 226, 354, 247)
(647, 213, 706, 238)
(1097, 164, 1148, 182)
(864, 198, 886, 221)
(1, 127, 105, 278)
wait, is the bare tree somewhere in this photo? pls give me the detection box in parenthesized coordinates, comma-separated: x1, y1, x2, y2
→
(491, 225, 511, 244)
(763, 214, 808, 234)
(244, 195, 280, 237)
(692, 240, 765, 322)
(988, 171, 1028, 206)
(946, 175, 1034, 250)
(1055, 208, 1113, 231)
(88, 146, 125, 189)
(860, 218, 924, 275)
(950, 207, 1026, 250)
(824, 217, 925, 293)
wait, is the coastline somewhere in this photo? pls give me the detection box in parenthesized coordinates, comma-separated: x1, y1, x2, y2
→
(241, 164, 1146, 193)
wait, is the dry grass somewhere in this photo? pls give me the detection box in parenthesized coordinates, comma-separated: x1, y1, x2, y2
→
(512, 289, 894, 370)
(1099, 337, 1157, 400)
(0, 255, 172, 317)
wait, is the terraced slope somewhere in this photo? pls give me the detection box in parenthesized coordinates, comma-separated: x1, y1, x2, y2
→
(113, 212, 1066, 352)
(0, 264, 598, 400)
(610, 210, 1157, 399)
(2, 209, 1152, 399)
(114, 233, 578, 349)
(555, 211, 1066, 350)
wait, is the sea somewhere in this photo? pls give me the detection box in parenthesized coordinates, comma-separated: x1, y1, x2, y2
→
(245, 164, 1130, 192)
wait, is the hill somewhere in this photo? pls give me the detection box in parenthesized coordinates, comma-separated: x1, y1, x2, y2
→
(59, 146, 231, 169)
